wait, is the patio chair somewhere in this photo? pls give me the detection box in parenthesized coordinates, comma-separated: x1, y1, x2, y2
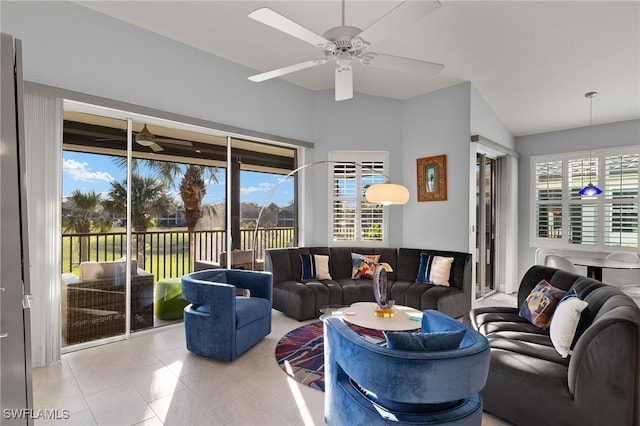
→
(61, 259, 155, 345)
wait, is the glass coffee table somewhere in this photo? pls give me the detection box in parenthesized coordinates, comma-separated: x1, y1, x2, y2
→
(327, 302, 423, 332)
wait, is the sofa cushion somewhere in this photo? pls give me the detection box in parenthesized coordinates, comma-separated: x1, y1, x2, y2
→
(351, 253, 380, 279)
(79, 259, 138, 281)
(519, 279, 566, 328)
(416, 253, 453, 286)
(549, 289, 591, 358)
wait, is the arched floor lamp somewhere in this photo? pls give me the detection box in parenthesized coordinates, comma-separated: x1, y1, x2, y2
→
(251, 160, 409, 269)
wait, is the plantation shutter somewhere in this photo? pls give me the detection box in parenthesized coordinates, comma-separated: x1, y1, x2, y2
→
(604, 153, 639, 248)
(331, 162, 357, 242)
(567, 157, 598, 246)
(534, 160, 563, 240)
(329, 151, 389, 245)
(531, 146, 640, 250)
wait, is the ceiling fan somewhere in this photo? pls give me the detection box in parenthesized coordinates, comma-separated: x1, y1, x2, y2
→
(98, 124, 194, 152)
(248, 0, 444, 101)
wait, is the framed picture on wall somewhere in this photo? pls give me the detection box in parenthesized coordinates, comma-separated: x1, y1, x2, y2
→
(417, 155, 447, 202)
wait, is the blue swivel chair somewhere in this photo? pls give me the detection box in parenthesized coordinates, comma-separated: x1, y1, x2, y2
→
(324, 310, 490, 425)
(182, 269, 272, 361)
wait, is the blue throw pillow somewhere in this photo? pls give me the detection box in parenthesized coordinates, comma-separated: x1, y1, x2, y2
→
(300, 254, 317, 279)
(386, 329, 466, 351)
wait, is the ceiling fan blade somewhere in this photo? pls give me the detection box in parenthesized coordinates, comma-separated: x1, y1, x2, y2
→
(249, 59, 328, 82)
(149, 142, 164, 152)
(370, 53, 444, 75)
(155, 138, 193, 147)
(249, 7, 330, 47)
(335, 67, 353, 101)
(357, 0, 441, 48)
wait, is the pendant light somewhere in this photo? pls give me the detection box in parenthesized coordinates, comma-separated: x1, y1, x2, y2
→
(578, 91, 603, 196)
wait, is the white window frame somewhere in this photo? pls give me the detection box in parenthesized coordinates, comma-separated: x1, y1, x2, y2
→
(328, 151, 389, 247)
(530, 145, 640, 252)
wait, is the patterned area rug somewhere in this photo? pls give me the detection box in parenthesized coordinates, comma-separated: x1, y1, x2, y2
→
(274, 321, 385, 391)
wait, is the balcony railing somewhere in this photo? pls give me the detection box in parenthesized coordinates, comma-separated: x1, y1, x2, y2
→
(62, 227, 295, 281)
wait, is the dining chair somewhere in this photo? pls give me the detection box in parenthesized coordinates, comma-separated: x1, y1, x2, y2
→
(535, 248, 557, 265)
(602, 252, 640, 288)
(545, 254, 579, 274)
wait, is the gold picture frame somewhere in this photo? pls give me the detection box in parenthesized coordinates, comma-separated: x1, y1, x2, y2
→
(417, 155, 447, 202)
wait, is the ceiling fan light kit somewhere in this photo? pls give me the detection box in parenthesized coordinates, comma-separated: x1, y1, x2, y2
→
(248, 0, 444, 101)
(135, 124, 156, 146)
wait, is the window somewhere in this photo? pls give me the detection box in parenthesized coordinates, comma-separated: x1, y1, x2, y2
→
(531, 146, 640, 250)
(329, 151, 389, 245)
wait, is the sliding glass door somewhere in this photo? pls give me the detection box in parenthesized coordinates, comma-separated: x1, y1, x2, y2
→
(475, 153, 497, 298)
(61, 105, 297, 348)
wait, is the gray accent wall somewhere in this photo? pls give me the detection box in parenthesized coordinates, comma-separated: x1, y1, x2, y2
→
(402, 83, 472, 251)
(308, 91, 404, 247)
(515, 119, 640, 282)
(470, 84, 516, 150)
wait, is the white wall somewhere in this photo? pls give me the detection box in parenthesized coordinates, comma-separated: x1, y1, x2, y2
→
(1, 0, 316, 142)
(402, 83, 472, 251)
(515, 119, 640, 281)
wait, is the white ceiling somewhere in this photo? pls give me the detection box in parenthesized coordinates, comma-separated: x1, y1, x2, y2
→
(75, 0, 640, 137)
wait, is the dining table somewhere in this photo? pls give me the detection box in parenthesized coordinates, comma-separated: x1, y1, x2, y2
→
(567, 256, 640, 281)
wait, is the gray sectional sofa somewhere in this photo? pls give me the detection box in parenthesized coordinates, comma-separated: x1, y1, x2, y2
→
(470, 265, 640, 426)
(264, 246, 472, 321)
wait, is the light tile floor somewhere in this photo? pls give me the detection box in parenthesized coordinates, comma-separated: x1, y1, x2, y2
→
(34, 294, 516, 426)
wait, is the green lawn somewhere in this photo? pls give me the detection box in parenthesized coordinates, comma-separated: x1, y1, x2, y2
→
(62, 227, 197, 281)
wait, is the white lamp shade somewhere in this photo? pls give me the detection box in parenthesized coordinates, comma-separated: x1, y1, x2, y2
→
(365, 183, 410, 205)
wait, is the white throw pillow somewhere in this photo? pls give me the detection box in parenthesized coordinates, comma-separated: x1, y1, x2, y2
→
(550, 296, 589, 358)
(315, 255, 332, 280)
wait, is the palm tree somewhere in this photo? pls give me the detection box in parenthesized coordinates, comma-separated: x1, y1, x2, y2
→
(113, 157, 218, 267)
(113, 158, 218, 230)
(102, 173, 173, 261)
(62, 189, 111, 263)
(180, 165, 206, 230)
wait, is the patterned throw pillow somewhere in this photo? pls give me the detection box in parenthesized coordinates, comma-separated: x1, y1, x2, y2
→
(416, 253, 454, 286)
(519, 279, 567, 329)
(300, 254, 332, 280)
(549, 288, 591, 357)
(351, 253, 380, 280)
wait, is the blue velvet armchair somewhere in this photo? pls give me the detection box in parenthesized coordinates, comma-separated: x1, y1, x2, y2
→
(324, 310, 491, 425)
(182, 269, 272, 361)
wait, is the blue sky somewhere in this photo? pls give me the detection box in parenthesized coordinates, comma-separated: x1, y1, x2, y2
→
(62, 151, 294, 207)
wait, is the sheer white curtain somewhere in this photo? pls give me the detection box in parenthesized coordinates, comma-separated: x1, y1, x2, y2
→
(24, 92, 62, 366)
